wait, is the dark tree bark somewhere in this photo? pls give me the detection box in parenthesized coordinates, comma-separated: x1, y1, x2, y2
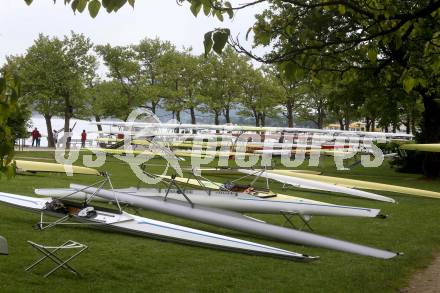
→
(190, 107, 196, 124)
(63, 95, 72, 149)
(224, 106, 231, 124)
(285, 98, 294, 128)
(420, 90, 440, 178)
(151, 101, 157, 114)
(365, 117, 371, 132)
(214, 111, 220, 125)
(260, 112, 266, 127)
(44, 115, 55, 148)
(338, 119, 344, 130)
(190, 107, 197, 134)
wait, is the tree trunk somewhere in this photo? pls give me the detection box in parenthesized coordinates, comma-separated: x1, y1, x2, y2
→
(190, 107, 197, 134)
(95, 116, 103, 133)
(317, 111, 324, 129)
(405, 115, 411, 134)
(44, 115, 54, 148)
(176, 110, 181, 122)
(366, 117, 371, 132)
(224, 106, 231, 124)
(338, 119, 344, 130)
(64, 96, 72, 149)
(190, 107, 196, 124)
(411, 117, 416, 134)
(260, 112, 266, 127)
(344, 117, 350, 130)
(214, 112, 220, 125)
(253, 110, 259, 127)
(286, 99, 294, 127)
(151, 101, 157, 114)
(372, 119, 376, 132)
(420, 90, 440, 178)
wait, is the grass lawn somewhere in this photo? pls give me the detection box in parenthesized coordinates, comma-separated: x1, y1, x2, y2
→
(0, 151, 439, 292)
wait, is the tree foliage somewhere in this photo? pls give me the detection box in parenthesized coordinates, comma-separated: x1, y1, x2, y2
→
(0, 70, 24, 178)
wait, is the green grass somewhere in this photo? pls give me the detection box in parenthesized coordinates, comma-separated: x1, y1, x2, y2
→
(1, 152, 439, 292)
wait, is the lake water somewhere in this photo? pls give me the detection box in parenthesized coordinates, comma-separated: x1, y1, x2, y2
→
(25, 115, 101, 147)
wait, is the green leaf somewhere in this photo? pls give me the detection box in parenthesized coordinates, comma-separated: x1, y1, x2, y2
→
(215, 10, 224, 21)
(190, 0, 202, 17)
(202, 3, 211, 16)
(368, 48, 377, 63)
(88, 0, 101, 18)
(282, 61, 296, 79)
(224, 2, 233, 19)
(201, 0, 212, 16)
(24, 0, 33, 5)
(203, 31, 213, 57)
(128, 0, 135, 7)
(338, 5, 346, 15)
(71, 0, 79, 12)
(403, 77, 417, 93)
(76, 0, 87, 13)
(212, 29, 230, 54)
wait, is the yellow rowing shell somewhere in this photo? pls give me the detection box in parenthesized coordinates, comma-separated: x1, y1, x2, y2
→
(267, 170, 440, 199)
(14, 160, 100, 176)
(400, 144, 440, 152)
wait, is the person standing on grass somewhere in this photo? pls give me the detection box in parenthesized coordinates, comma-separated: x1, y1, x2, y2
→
(31, 128, 39, 147)
(36, 130, 41, 147)
(81, 130, 87, 148)
(53, 130, 58, 147)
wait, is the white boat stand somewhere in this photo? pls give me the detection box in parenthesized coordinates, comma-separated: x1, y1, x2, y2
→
(280, 211, 314, 232)
(25, 240, 88, 278)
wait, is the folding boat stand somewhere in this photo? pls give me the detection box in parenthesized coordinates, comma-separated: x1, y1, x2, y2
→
(35, 172, 123, 230)
(163, 174, 194, 207)
(280, 211, 314, 232)
(25, 240, 87, 278)
(0, 236, 8, 255)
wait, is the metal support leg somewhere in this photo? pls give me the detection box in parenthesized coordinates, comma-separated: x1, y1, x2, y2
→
(164, 175, 194, 208)
(25, 240, 87, 278)
(280, 211, 314, 231)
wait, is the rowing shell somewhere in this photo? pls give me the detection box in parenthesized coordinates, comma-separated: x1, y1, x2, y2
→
(400, 144, 440, 152)
(73, 185, 399, 259)
(35, 187, 382, 218)
(193, 168, 322, 176)
(237, 169, 396, 203)
(14, 160, 100, 176)
(0, 191, 315, 261)
(266, 170, 440, 200)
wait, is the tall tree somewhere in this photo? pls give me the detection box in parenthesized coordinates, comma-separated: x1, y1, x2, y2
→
(96, 44, 142, 120)
(133, 38, 175, 114)
(20, 35, 65, 147)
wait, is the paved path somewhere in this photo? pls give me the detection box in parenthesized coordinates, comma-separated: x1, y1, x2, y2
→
(401, 254, 440, 293)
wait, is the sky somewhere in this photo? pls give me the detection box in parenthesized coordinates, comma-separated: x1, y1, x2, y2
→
(0, 0, 267, 66)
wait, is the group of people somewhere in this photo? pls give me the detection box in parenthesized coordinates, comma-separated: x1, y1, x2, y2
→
(30, 128, 88, 148)
(31, 128, 42, 147)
